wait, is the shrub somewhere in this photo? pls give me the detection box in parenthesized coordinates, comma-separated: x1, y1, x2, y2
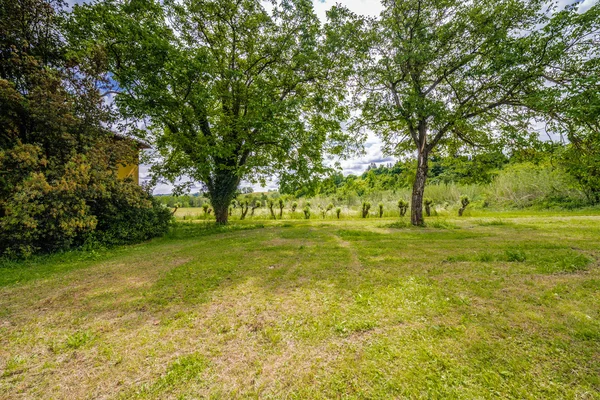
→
(397, 199, 409, 217)
(485, 162, 584, 208)
(239, 199, 250, 220)
(378, 202, 384, 217)
(91, 185, 172, 246)
(458, 195, 470, 216)
(424, 198, 433, 216)
(336, 207, 341, 219)
(250, 198, 260, 216)
(0, 145, 172, 256)
(560, 138, 600, 204)
(291, 201, 298, 212)
(0, 0, 172, 257)
(361, 201, 371, 218)
(267, 199, 276, 219)
(278, 198, 285, 218)
(303, 206, 311, 219)
(0, 151, 97, 256)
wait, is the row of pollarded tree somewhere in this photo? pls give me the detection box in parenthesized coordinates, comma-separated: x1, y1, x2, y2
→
(68, 0, 600, 225)
(191, 196, 471, 220)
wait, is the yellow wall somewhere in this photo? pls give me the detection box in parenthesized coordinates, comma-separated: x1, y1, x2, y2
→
(113, 138, 145, 184)
(117, 163, 140, 184)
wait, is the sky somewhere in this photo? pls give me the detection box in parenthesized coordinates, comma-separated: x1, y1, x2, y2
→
(65, 0, 598, 194)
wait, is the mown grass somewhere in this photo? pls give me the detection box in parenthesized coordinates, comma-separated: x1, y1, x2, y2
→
(0, 214, 599, 399)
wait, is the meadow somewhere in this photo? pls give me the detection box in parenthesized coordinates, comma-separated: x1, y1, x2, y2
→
(1, 211, 599, 399)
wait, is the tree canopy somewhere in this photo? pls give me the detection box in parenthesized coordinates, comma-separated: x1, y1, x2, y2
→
(341, 0, 600, 225)
(0, 0, 171, 256)
(69, 0, 357, 223)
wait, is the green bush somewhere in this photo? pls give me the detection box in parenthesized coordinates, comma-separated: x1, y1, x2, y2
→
(560, 137, 600, 204)
(0, 145, 173, 257)
(0, 0, 172, 257)
(361, 201, 371, 218)
(0, 149, 98, 257)
(458, 195, 470, 216)
(397, 199, 409, 216)
(267, 199, 276, 219)
(90, 184, 173, 246)
(303, 206, 311, 219)
(424, 198, 433, 216)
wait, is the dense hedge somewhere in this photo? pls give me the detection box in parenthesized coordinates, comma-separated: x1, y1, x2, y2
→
(0, 142, 173, 257)
(0, 0, 172, 257)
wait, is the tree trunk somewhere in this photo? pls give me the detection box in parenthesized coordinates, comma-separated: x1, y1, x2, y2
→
(208, 171, 239, 225)
(411, 148, 429, 226)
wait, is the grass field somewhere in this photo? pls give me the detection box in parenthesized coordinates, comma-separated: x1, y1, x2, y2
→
(1, 213, 599, 399)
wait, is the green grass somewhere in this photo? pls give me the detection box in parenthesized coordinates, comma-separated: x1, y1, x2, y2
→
(1, 214, 599, 398)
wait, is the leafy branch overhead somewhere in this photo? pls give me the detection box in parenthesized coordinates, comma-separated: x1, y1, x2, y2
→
(334, 0, 600, 225)
(69, 0, 359, 223)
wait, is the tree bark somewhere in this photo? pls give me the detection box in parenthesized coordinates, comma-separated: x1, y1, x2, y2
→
(411, 148, 429, 226)
(208, 171, 239, 225)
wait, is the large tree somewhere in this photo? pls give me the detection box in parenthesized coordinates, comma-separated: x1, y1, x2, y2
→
(0, 0, 171, 256)
(345, 0, 599, 225)
(69, 0, 355, 224)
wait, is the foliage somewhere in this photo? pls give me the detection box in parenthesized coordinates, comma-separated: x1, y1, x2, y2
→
(397, 199, 409, 217)
(560, 133, 600, 204)
(239, 199, 250, 220)
(0, 147, 97, 256)
(361, 201, 371, 218)
(0, 0, 171, 257)
(338, 0, 600, 225)
(303, 206, 311, 219)
(90, 184, 172, 246)
(69, 0, 358, 223)
(458, 196, 470, 217)
(155, 194, 207, 208)
(250, 199, 261, 216)
(424, 198, 434, 217)
(268, 199, 276, 219)
(428, 151, 508, 185)
(485, 162, 584, 208)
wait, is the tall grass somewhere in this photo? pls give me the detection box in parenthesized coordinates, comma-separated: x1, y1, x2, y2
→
(484, 163, 585, 208)
(173, 163, 590, 222)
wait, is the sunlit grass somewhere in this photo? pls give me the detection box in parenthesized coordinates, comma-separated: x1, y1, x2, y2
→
(0, 213, 599, 398)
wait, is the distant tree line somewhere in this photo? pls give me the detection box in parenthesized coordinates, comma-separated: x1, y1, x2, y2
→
(283, 143, 600, 206)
